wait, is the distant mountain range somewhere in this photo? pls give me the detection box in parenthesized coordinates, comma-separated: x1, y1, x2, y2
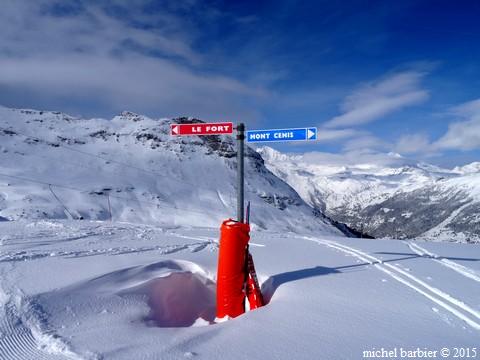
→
(258, 147, 480, 243)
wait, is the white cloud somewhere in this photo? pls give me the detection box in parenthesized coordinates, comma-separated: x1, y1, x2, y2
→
(432, 99, 480, 151)
(395, 133, 431, 154)
(324, 71, 429, 128)
(300, 150, 415, 168)
(0, 0, 268, 120)
(317, 128, 363, 142)
(342, 134, 388, 152)
(452, 98, 480, 117)
(295, 99, 480, 169)
(0, 1, 199, 63)
(0, 55, 266, 120)
(390, 99, 480, 156)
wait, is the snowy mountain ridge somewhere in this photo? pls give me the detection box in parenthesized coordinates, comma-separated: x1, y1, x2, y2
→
(0, 105, 343, 236)
(2, 104, 479, 242)
(258, 146, 480, 243)
(454, 162, 480, 175)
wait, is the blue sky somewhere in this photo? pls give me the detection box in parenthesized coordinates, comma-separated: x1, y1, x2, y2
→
(0, 0, 479, 167)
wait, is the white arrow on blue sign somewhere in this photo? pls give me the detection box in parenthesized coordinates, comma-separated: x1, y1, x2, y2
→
(246, 127, 317, 143)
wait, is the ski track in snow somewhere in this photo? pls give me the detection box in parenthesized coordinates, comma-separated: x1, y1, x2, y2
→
(0, 301, 52, 360)
(167, 231, 265, 248)
(166, 232, 219, 247)
(0, 300, 74, 360)
(216, 190, 229, 209)
(0, 270, 81, 360)
(304, 237, 480, 331)
(0, 241, 213, 263)
(406, 241, 480, 283)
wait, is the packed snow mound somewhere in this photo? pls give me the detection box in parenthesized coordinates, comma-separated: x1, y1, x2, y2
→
(35, 259, 216, 329)
(0, 105, 342, 236)
(258, 146, 480, 243)
(141, 272, 216, 327)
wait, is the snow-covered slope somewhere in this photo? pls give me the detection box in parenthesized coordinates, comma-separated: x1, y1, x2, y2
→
(258, 147, 480, 243)
(0, 220, 478, 359)
(0, 106, 478, 359)
(0, 105, 342, 236)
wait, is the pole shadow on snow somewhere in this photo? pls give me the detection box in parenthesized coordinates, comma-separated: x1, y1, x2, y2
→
(260, 254, 440, 304)
(261, 266, 340, 304)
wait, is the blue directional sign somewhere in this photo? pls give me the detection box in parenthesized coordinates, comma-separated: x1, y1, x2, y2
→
(246, 127, 317, 143)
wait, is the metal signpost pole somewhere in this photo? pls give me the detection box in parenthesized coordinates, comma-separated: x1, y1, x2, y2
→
(236, 123, 245, 223)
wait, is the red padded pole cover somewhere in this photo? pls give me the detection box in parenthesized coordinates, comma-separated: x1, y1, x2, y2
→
(216, 219, 250, 319)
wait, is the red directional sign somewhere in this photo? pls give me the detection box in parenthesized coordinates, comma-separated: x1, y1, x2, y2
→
(170, 122, 233, 136)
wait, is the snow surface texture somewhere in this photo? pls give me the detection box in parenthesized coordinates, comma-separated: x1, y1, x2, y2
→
(0, 105, 341, 236)
(258, 147, 480, 243)
(0, 220, 478, 359)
